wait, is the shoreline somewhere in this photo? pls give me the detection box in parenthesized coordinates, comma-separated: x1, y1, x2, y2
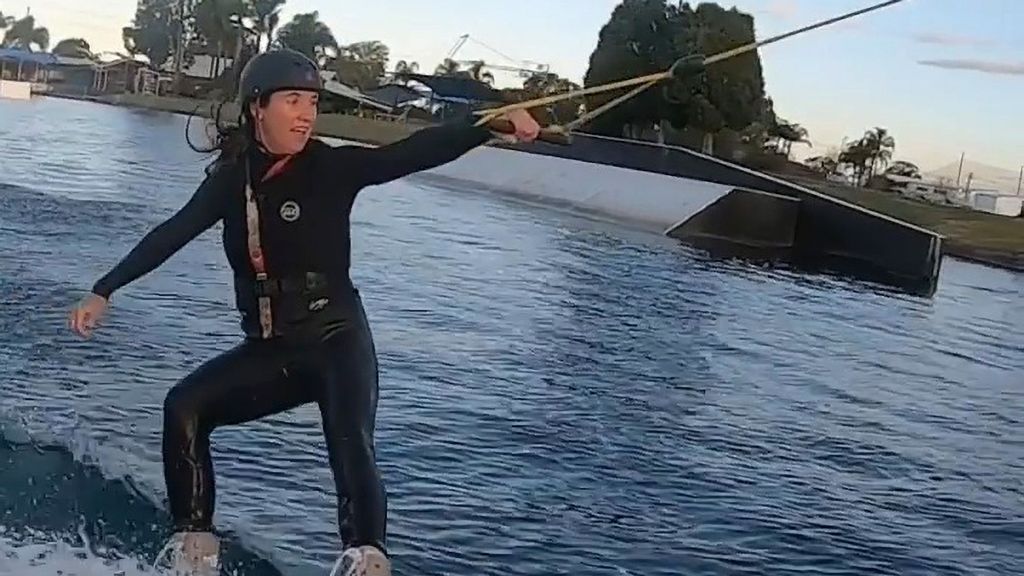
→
(43, 92, 1023, 274)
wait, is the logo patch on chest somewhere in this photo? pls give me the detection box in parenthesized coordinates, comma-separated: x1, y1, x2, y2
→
(279, 200, 301, 222)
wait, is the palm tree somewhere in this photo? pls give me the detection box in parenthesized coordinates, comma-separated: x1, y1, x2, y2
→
(341, 41, 388, 68)
(523, 72, 579, 95)
(839, 139, 874, 186)
(194, 0, 250, 79)
(464, 60, 494, 85)
(276, 11, 338, 66)
(394, 60, 419, 74)
(52, 38, 93, 59)
(335, 41, 390, 91)
(250, 0, 284, 52)
(768, 118, 811, 158)
(2, 15, 50, 52)
(434, 58, 460, 76)
(860, 127, 895, 182)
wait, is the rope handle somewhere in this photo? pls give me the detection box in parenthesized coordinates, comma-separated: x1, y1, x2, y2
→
(483, 117, 573, 145)
(474, 0, 907, 141)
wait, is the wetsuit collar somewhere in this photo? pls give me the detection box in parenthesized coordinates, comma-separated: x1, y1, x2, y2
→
(248, 143, 293, 185)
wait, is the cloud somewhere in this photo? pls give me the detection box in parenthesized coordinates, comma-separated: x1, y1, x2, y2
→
(918, 58, 1024, 76)
(913, 32, 994, 47)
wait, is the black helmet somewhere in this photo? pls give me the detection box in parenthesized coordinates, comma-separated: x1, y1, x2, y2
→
(237, 49, 322, 104)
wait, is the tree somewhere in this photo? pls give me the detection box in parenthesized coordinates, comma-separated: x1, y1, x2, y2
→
(276, 11, 338, 66)
(860, 126, 895, 182)
(2, 15, 50, 51)
(582, 0, 677, 138)
(839, 139, 873, 186)
(52, 38, 93, 58)
(581, 0, 768, 152)
(123, 0, 177, 68)
(805, 155, 838, 175)
(522, 72, 582, 124)
(434, 58, 460, 76)
(885, 160, 920, 179)
(460, 60, 495, 85)
(194, 0, 251, 80)
(335, 40, 390, 91)
(667, 2, 767, 153)
(768, 118, 810, 158)
(250, 0, 284, 52)
(0, 12, 12, 30)
(394, 60, 419, 74)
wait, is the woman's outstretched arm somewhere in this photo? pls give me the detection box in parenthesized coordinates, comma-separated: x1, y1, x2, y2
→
(91, 171, 228, 299)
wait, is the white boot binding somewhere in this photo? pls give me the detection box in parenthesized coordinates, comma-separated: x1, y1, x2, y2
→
(329, 544, 391, 576)
(153, 531, 221, 576)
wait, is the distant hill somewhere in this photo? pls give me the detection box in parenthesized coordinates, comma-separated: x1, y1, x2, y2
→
(924, 159, 1021, 194)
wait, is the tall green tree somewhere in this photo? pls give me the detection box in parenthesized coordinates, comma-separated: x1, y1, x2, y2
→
(582, 0, 770, 152)
(582, 0, 677, 138)
(0, 12, 13, 30)
(335, 40, 390, 91)
(52, 38, 93, 58)
(123, 0, 177, 68)
(2, 15, 50, 51)
(276, 11, 338, 66)
(667, 2, 767, 153)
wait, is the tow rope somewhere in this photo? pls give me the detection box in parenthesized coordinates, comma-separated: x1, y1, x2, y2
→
(477, 0, 907, 143)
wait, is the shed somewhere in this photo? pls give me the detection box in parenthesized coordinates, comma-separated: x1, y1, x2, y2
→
(971, 191, 1023, 217)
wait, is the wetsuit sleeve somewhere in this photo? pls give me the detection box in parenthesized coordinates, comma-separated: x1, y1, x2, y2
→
(347, 122, 493, 188)
(91, 172, 227, 299)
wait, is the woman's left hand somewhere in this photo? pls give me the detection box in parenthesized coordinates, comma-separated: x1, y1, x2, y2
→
(500, 109, 541, 143)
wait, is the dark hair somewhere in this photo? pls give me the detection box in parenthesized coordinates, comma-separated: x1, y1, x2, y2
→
(186, 94, 271, 175)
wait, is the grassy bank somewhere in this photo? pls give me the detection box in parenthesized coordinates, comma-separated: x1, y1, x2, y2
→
(70, 93, 1023, 272)
(782, 175, 1023, 271)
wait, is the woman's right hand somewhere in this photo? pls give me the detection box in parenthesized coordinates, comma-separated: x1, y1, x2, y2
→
(69, 293, 109, 339)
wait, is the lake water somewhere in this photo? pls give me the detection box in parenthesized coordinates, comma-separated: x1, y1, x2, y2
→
(0, 97, 1021, 576)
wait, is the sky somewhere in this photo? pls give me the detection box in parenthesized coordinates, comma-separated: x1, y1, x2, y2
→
(4, 0, 1023, 173)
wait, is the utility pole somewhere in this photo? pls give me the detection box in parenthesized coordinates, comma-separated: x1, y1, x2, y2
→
(1017, 164, 1022, 196)
(173, 0, 186, 94)
(956, 151, 965, 188)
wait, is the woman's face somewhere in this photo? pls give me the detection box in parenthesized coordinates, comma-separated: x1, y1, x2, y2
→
(252, 89, 319, 155)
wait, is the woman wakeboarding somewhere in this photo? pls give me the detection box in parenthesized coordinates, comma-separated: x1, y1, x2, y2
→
(68, 48, 541, 576)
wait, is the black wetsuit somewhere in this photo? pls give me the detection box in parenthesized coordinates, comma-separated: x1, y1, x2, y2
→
(90, 122, 493, 553)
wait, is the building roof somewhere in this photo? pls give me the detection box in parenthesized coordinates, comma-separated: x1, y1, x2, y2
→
(0, 48, 57, 65)
(54, 55, 95, 67)
(322, 79, 393, 112)
(366, 84, 425, 107)
(401, 73, 503, 103)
